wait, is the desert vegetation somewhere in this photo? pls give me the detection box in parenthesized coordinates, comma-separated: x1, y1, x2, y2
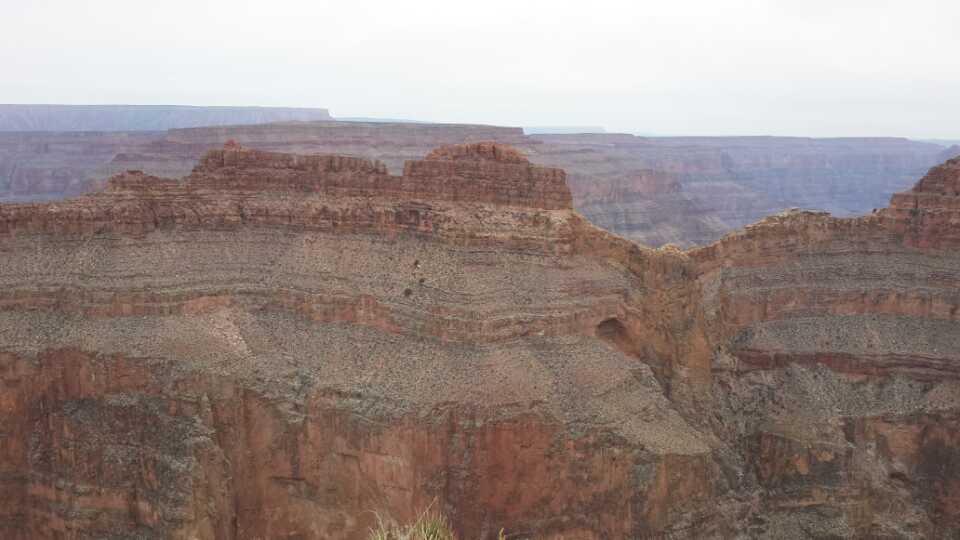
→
(368, 509, 512, 540)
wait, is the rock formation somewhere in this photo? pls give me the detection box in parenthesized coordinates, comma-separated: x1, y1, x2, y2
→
(0, 131, 159, 202)
(688, 156, 960, 538)
(0, 142, 715, 539)
(2, 120, 951, 249)
(529, 134, 950, 246)
(569, 170, 720, 248)
(0, 121, 530, 201)
(1, 143, 958, 539)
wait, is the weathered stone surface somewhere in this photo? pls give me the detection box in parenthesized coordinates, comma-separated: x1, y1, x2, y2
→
(690, 159, 960, 538)
(0, 143, 721, 539)
(1, 145, 958, 539)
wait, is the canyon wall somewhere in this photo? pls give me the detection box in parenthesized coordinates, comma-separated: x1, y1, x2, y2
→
(0, 121, 528, 203)
(0, 131, 159, 202)
(531, 134, 953, 245)
(688, 157, 960, 538)
(0, 143, 721, 539)
(3, 120, 954, 249)
(1, 143, 958, 538)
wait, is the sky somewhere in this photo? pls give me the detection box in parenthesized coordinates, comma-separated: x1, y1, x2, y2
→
(2, 0, 959, 138)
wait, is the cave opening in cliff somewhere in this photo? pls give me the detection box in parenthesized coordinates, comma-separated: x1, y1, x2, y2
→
(597, 317, 629, 344)
(597, 318, 644, 363)
(596, 317, 671, 393)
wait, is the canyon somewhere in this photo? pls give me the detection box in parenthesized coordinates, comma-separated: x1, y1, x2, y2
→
(0, 142, 958, 539)
(2, 116, 954, 247)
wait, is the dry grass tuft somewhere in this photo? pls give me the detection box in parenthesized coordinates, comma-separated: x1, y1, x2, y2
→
(368, 508, 516, 540)
(368, 507, 456, 540)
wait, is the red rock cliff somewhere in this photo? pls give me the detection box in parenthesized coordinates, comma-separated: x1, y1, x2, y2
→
(5, 119, 951, 250)
(0, 145, 958, 539)
(689, 158, 960, 537)
(0, 143, 717, 540)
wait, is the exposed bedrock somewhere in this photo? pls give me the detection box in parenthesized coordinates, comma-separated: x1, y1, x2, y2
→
(691, 157, 960, 537)
(0, 143, 722, 539)
(0, 146, 959, 538)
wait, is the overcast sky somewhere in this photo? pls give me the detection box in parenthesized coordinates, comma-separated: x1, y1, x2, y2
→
(3, 0, 959, 138)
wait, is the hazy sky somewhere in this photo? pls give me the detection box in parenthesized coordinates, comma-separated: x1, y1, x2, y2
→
(3, 0, 959, 137)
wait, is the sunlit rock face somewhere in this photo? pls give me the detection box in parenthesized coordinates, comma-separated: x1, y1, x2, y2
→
(0, 145, 958, 539)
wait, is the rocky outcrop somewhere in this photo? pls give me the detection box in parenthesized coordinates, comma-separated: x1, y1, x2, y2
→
(689, 158, 960, 537)
(0, 143, 720, 539)
(3, 120, 951, 249)
(529, 134, 950, 246)
(898, 156, 960, 199)
(1, 144, 958, 539)
(0, 121, 528, 202)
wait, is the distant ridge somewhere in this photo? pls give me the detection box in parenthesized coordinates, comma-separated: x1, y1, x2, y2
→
(0, 104, 332, 132)
(524, 126, 607, 134)
(334, 116, 429, 124)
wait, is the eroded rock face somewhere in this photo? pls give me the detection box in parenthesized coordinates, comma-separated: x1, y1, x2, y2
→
(3, 119, 952, 249)
(529, 134, 952, 247)
(0, 144, 958, 539)
(691, 159, 960, 538)
(570, 171, 716, 248)
(0, 142, 722, 539)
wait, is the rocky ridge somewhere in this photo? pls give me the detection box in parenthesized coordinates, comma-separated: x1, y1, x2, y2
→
(689, 157, 960, 537)
(0, 144, 958, 539)
(4, 120, 953, 248)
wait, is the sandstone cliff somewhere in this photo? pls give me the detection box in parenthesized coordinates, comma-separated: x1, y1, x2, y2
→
(0, 145, 957, 539)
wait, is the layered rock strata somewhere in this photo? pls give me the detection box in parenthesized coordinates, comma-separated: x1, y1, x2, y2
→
(0, 143, 718, 540)
(5, 118, 953, 249)
(0, 131, 160, 202)
(689, 156, 960, 538)
(530, 134, 952, 246)
(0, 145, 958, 539)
